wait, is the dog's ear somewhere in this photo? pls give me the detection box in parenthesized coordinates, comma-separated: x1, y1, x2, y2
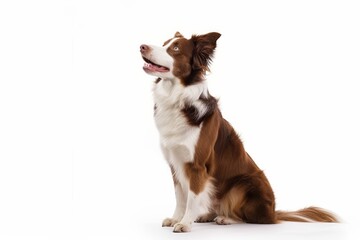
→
(191, 32, 221, 71)
(174, 31, 184, 38)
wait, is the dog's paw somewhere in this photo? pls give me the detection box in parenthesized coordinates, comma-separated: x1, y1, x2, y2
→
(215, 216, 235, 225)
(195, 213, 216, 223)
(162, 218, 178, 227)
(173, 222, 191, 233)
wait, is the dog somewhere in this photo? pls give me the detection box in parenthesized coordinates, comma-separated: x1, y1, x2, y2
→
(140, 31, 338, 233)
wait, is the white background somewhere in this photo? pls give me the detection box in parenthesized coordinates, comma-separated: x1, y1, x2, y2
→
(0, 0, 359, 239)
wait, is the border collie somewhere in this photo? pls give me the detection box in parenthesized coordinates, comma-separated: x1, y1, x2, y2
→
(140, 31, 338, 233)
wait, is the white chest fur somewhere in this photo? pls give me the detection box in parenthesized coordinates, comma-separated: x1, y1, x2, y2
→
(153, 79, 206, 167)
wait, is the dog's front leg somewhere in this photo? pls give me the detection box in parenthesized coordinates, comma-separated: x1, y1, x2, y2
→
(172, 189, 199, 232)
(161, 145, 188, 228)
(173, 163, 212, 233)
(162, 178, 187, 227)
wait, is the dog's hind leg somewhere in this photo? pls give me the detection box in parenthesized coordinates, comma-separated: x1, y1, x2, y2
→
(195, 212, 217, 223)
(215, 216, 241, 225)
(217, 172, 276, 225)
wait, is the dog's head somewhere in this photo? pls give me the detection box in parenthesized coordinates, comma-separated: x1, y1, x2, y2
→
(140, 32, 221, 85)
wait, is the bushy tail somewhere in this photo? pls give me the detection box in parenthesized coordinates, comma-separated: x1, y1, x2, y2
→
(276, 206, 339, 223)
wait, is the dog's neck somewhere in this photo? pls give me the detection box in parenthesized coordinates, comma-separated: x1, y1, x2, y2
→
(153, 77, 209, 107)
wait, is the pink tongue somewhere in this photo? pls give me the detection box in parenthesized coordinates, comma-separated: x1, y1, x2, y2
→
(143, 62, 169, 72)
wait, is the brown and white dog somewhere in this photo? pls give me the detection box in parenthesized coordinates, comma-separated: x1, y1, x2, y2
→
(140, 32, 338, 233)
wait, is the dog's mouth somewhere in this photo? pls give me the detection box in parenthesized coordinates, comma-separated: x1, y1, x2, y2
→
(142, 57, 170, 73)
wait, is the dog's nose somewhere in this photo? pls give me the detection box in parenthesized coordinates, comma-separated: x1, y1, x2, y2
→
(140, 44, 149, 53)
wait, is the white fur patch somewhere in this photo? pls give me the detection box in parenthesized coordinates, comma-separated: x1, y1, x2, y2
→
(147, 44, 173, 68)
(145, 38, 179, 79)
(153, 79, 206, 151)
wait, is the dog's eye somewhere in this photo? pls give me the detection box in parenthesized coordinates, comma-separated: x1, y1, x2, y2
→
(173, 46, 179, 51)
